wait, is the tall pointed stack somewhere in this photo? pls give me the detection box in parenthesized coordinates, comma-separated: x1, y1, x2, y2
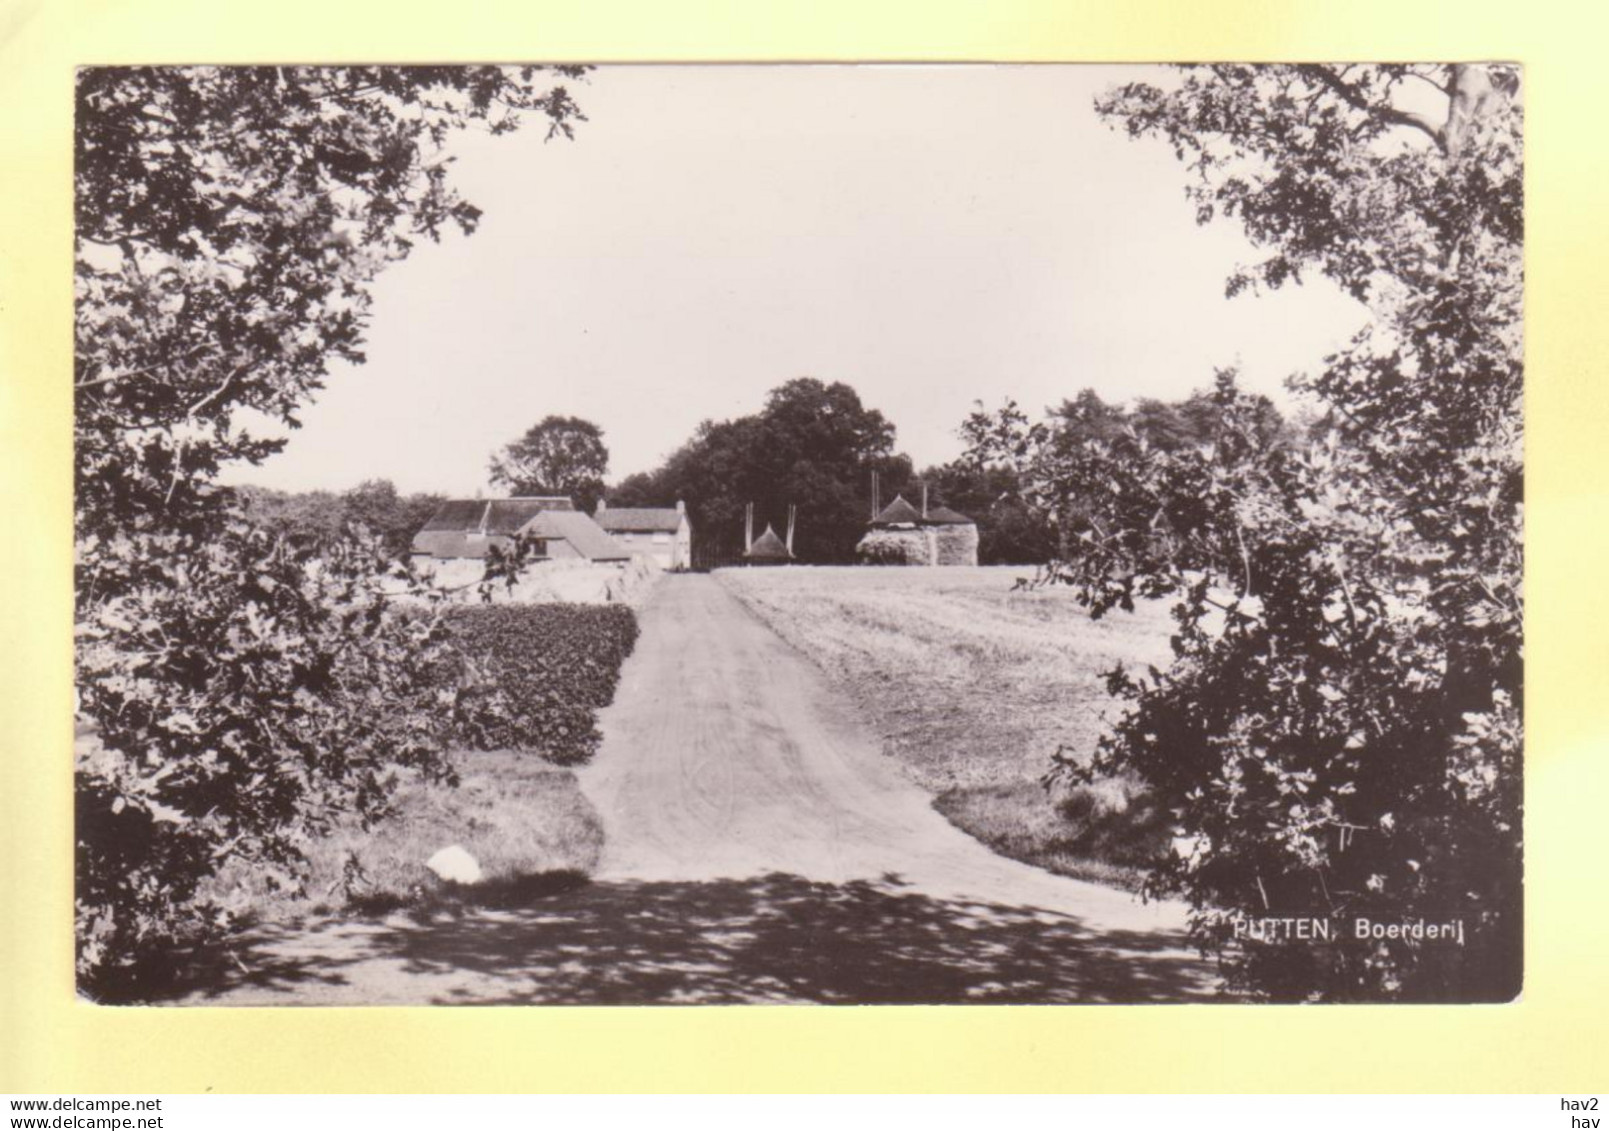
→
(743, 523, 793, 564)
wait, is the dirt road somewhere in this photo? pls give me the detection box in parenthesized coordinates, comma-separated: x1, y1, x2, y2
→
(584, 575, 1188, 923)
(175, 575, 1215, 1005)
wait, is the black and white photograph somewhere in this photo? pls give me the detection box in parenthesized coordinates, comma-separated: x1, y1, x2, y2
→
(73, 62, 1523, 1006)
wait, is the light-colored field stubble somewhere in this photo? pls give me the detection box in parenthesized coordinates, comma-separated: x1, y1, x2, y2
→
(716, 565, 1176, 887)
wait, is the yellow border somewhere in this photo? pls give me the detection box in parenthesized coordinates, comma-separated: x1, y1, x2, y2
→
(4, 0, 1604, 1094)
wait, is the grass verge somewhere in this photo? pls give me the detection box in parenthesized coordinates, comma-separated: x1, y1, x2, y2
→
(208, 749, 604, 921)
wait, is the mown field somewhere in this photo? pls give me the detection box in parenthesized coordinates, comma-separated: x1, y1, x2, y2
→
(716, 565, 1176, 888)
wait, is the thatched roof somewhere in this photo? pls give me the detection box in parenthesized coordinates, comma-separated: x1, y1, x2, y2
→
(524, 511, 632, 561)
(416, 497, 573, 535)
(923, 504, 974, 526)
(870, 494, 924, 527)
(744, 524, 793, 561)
(416, 499, 491, 534)
(411, 497, 627, 561)
(868, 494, 974, 527)
(596, 507, 684, 533)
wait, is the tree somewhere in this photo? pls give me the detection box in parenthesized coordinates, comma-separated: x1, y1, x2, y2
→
(1050, 388, 1128, 449)
(238, 480, 447, 559)
(1046, 386, 1288, 458)
(76, 66, 586, 541)
(974, 65, 1522, 1001)
(918, 461, 1055, 565)
(609, 378, 910, 564)
(343, 479, 448, 559)
(235, 485, 349, 547)
(73, 65, 588, 992)
(488, 415, 609, 511)
(953, 384, 1290, 565)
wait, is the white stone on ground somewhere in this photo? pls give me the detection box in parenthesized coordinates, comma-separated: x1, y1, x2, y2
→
(425, 844, 482, 884)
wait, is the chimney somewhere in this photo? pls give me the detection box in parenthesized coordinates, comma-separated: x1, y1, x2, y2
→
(744, 502, 754, 553)
(786, 504, 796, 554)
(922, 482, 928, 519)
(871, 471, 880, 521)
(676, 499, 685, 515)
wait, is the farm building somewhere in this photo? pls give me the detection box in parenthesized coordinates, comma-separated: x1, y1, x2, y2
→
(594, 500, 693, 570)
(856, 494, 979, 566)
(411, 497, 631, 564)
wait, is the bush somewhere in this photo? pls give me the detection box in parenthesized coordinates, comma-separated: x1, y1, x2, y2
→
(979, 371, 1521, 1001)
(75, 531, 640, 996)
(443, 604, 639, 764)
(73, 65, 592, 997)
(958, 67, 1524, 1002)
(75, 522, 467, 997)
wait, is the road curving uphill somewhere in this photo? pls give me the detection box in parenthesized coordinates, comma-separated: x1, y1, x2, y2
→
(582, 573, 1205, 939)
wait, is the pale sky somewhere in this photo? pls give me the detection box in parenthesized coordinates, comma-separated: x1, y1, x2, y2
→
(231, 64, 1370, 497)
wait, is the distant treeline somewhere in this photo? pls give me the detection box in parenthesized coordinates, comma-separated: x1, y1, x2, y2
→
(609, 378, 914, 565)
(236, 479, 445, 560)
(235, 383, 1290, 569)
(610, 378, 1291, 567)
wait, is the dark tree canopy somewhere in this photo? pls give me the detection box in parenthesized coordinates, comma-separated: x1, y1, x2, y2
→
(488, 415, 610, 512)
(914, 461, 1055, 565)
(240, 479, 446, 560)
(947, 382, 1290, 565)
(610, 377, 911, 563)
(1048, 385, 1288, 456)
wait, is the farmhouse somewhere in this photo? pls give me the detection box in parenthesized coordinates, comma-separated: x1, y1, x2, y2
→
(856, 493, 979, 566)
(594, 500, 693, 570)
(411, 497, 631, 564)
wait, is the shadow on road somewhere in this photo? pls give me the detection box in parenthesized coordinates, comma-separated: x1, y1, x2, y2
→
(157, 872, 1217, 1005)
